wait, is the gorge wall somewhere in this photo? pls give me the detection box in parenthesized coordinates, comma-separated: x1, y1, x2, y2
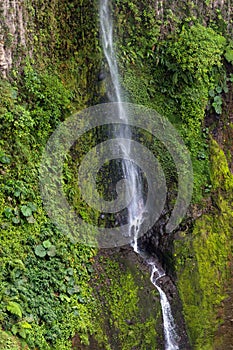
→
(0, 1, 233, 349)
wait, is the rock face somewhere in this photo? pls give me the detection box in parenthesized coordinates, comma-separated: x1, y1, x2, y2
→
(0, 38, 7, 77)
(0, 0, 27, 76)
(151, 0, 233, 34)
(0, 0, 232, 78)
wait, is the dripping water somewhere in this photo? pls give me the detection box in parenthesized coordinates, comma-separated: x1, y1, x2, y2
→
(99, 1, 179, 349)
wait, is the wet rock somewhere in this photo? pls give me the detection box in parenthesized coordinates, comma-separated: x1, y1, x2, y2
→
(98, 71, 106, 81)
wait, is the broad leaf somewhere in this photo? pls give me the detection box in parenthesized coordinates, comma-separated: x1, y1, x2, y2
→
(35, 245, 47, 257)
(21, 205, 32, 217)
(43, 240, 52, 249)
(47, 245, 56, 257)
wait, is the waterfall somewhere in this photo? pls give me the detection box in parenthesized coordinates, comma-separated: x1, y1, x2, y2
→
(99, 1, 179, 349)
(149, 263, 179, 350)
(99, 0, 144, 251)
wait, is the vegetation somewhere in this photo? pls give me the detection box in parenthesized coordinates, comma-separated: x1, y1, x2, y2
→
(0, 0, 233, 349)
(174, 139, 233, 349)
(117, 14, 228, 200)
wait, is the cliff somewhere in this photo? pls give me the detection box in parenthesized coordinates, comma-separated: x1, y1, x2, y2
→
(0, 1, 232, 349)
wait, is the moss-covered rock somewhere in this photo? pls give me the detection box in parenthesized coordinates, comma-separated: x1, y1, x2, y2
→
(89, 249, 162, 350)
(174, 139, 233, 349)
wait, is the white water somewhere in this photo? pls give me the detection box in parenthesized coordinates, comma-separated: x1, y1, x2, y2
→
(99, 0, 144, 251)
(149, 263, 179, 350)
(99, 1, 179, 349)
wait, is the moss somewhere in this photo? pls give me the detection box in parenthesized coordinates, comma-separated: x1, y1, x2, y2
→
(0, 329, 27, 350)
(210, 139, 233, 193)
(174, 139, 233, 349)
(90, 254, 161, 349)
(1, 1, 233, 349)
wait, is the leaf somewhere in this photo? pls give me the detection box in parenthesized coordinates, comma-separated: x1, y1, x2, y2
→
(229, 74, 233, 83)
(14, 190, 21, 197)
(43, 240, 52, 249)
(67, 287, 76, 295)
(47, 245, 56, 257)
(7, 301, 22, 318)
(20, 321, 32, 329)
(216, 86, 222, 94)
(20, 205, 32, 217)
(225, 47, 233, 63)
(26, 215, 35, 224)
(209, 89, 215, 97)
(13, 259, 25, 269)
(212, 102, 222, 114)
(78, 296, 85, 304)
(11, 324, 18, 335)
(4, 207, 12, 218)
(0, 155, 11, 164)
(19, 329, 27, 339)
(213, 95, 222, 104)
(223, 84, 229, 93)
(67, 268, 74, 276)
(12, 216, 20, 224)
(27, 202, 37, 212)
(172, 71, 178, 85)
(35, 245, 47, 257)
(87, 266, 94, 273)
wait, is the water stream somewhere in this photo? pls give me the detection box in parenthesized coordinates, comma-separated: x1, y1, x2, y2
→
(99, 1, 179, 349)
(149, 262, 179, 350)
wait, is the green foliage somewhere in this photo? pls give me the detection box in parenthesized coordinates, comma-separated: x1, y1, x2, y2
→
(0, 329, 25, 350)
(11, 321, 32, 340)
(34, 245, 47, 257)
(210, 139, 233, 193)
(115, 0, 160, 65)
(0, 221, 97, 348)
(34, 241, 56, 257)
(6, 302, 23, 318)
(0, 59, 99, 349)
(224, 41, 233, 63)
(158, 24, 226, 80)
(120, 22, 227, 202)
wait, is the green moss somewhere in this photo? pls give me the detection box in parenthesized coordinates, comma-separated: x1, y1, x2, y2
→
(210, 139, 233, 192)
(174, 139, 233, 349)
(1, 1, 233, 349)
(91, 256, 160, 349)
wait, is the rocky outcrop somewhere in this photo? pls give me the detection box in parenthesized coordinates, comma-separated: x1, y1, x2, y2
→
(0, 37, 7, 77)
(0, 0, 27, 76)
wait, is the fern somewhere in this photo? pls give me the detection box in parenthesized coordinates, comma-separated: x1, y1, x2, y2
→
(6, 302, 22, 318)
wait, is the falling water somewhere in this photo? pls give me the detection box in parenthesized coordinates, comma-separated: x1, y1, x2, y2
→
(99, 0, 144, 251)
(149, 263, 179, 350)
(99, 1, 179, 348)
